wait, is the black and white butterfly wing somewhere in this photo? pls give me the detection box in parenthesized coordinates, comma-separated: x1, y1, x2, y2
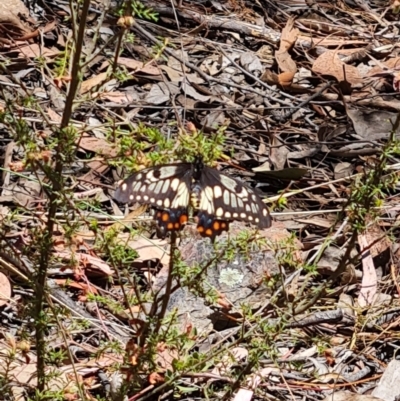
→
(114, 163, 193, 234)
(195, 166, 271, 239)
(114, 158, 272, 241)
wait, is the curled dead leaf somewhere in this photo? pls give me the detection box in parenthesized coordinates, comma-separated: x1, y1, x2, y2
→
(278, 71, 295, 87)
(276, 17, 299, 73)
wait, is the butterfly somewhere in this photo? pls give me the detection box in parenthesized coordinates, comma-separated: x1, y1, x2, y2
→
(114, 157, 271, 240)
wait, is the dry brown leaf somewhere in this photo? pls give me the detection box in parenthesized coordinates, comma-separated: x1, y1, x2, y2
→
(145, 83, 174, 104)
(123, 235, 169, 266)
(268, 137, 288, 170)
(334, 162, 353, 179)
(159, 65, 183, 82)
(266, 70, 304, 91)
(80, 72, 108, 94)
(312, 50, 362, 86)
(276, 17, 298, 73)
(55, 251, 114, 277)
(107, 205, 148, 232)
(347, 108, 397, 140)
(363, 223, 391, 257)
(297, 36, 368, 49)
(0, 272, 11, 307)
(296, 217, 333, 228)
(119, 57, 160, 75)
(77, 136, 118, 157)
(368, 56, 400, 76)
(278, 71, 296, 86)
(85, 160, 109, 175)
(99, 57, 160, 75)
(358, 234, 377, 307)
(7, 179, 42, 207)
(17, 44, 59, 58)
(47, 107, 62, 123)
(54, 279, 98, 295)
(0, 0, 34, 41)
(98, 91, 136, 104)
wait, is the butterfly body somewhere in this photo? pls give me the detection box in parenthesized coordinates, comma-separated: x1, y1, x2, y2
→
(114, 157, 271, 240)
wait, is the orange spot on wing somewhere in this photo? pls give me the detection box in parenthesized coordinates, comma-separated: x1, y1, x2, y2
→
(179, 214, 188, 224)
(167, 222, 174, 230)
(205, 229, 213, 236)
(174, 222, 180, 229)
(221, 222, 227, 229)
(197, 226, 204, 233)
(162, 213, 169, 222)
(213, 221, 220, 231)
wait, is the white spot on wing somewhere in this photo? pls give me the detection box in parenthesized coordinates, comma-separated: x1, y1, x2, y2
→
(159, 166, 179, 179)
(263, 209, 268, 216)
(233, 212, 238, 218)
(251, 203, 258, 214)
(121, 183, 127, 191)
(155, 180, 164, 194)
(223, 190, 230, 205)
(170, 178, 180, 191)
(225, 211, 231, 218)
(171, 182, 189, 208)
(205, 186, 213, 202)
(237, 198, 244, 208)
(136, 195, 141, 201)
(162, 179, 170, 193)
(145, 171, 154, 182)
(164, 198, 170, 208)
(199, 186, 214, 214)
(240, 212, 246, 218)
(150, 198, 155, 203)
(214, 186, 222, 198)
(157, 200, 163, 206)
(132, 181, 142, 193)
(129, 194, 134, 200)
(245, 204, 251, 212)
(220, 175, 238, 191)
(216, 207, 224, 217)
(143, 195, 149, 201)
(230, 193, 237, 208)
(255, 217, 260, 223)
(248, 215, 253, 221)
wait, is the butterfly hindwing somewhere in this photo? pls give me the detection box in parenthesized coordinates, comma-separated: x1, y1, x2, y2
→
(114, 163, 193, 234)
(194, 166, 271, 238)
(196, 211, 230, 241)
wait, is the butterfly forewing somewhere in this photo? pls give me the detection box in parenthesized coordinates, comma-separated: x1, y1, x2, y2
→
(114, 163, 193, 234)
